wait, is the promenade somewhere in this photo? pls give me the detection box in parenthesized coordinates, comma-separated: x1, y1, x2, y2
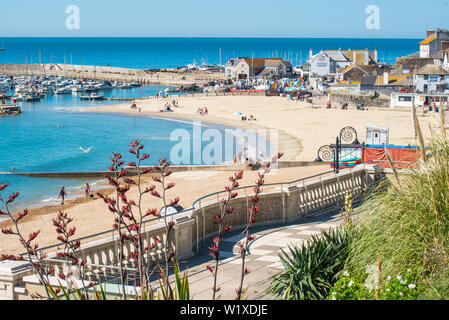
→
(170, 210, 342, 300)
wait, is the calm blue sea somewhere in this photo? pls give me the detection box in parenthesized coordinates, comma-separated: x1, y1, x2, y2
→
(0, 37, 419, 68)
(0, 37, 419, 211)
(0, 85, 250, 211)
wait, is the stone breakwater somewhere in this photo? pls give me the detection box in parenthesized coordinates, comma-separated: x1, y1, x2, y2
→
(0, 63, 225, 86)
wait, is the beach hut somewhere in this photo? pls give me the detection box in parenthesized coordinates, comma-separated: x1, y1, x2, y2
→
(365, 125, 389, 145)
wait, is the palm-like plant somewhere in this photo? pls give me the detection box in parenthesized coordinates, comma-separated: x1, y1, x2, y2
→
(266, 226, 353, 300)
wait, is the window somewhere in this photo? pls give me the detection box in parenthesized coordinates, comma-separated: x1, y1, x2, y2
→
(398, 96, 412, 102)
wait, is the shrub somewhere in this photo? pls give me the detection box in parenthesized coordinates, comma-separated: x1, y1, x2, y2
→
(327, 269, 423, 300)
(266, 226, 354, 300)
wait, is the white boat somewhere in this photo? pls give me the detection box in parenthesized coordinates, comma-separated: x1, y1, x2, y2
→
(39, 87, 54, 95)
(129, 82, 142, 87)
(80, 92, 104, 100)
(164, 87, 181, 93)
(12, 94, 25, 101)
(254, 84, 269, 91)
(214, 84, 226, 91)
(55, 87, 71, 94)
(72, 85, 85, 93)
(15, 86, 28, 94)
(121, 82, 131, 89)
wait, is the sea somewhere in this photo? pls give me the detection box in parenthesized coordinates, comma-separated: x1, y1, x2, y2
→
(0, 37, 419, 211)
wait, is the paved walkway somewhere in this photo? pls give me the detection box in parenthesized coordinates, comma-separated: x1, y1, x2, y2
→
(176, 211, 343, 300)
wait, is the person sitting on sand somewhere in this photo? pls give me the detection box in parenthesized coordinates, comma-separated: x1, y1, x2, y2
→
(203, 107, 208, 115)
(58, 186, 67, 205)
(249, 114, 256, 121)
(160, 103, 172, 112)
(130, 102, 137, 109)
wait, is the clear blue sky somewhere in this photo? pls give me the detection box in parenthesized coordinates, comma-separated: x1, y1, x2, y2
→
(0, 0, 447, 38)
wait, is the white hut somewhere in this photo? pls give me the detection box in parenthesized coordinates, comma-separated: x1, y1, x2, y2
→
(365, 125, 389, 145)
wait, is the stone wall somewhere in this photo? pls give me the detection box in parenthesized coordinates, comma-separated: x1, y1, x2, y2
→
(0, 164, 384, 299)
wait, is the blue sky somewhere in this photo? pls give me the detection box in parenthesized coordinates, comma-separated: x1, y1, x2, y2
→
(0, 0, 448, 38)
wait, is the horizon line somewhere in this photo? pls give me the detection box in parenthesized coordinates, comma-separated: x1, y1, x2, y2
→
(0, 36, 422, 40)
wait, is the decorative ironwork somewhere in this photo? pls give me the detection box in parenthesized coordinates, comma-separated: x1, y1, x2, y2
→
(315, 126, 363, 173)
(339, 126, 358, 144)
(317, 145, 334, 161)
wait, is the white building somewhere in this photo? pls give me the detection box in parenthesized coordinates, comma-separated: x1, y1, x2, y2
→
(308, 48, 378, 77)
(414, 64, 449, 93)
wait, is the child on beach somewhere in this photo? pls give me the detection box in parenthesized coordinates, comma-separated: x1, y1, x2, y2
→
(58, 186, 67, 205)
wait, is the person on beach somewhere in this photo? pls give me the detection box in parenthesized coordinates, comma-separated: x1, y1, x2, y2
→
(59, 186, 67, 205)
(204, 107, 208, 115)
(83, 183, 90, 198)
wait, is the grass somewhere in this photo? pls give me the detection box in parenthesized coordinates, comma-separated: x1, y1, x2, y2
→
(345, 134, 449, 299)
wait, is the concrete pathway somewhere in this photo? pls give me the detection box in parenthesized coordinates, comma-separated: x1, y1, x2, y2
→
(177, 211, 343, 300)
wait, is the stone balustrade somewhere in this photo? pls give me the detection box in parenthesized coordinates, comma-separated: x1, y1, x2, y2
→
(0, 164, 384, 300)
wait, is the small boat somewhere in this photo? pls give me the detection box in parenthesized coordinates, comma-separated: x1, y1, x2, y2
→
(55, 87, 71, 94)
(40, 87, 54, 95)
(80, 92, 104, 100)
(121, 82, 131, 89)
(164, 87, 181, 93)
(84, 85, 98, 93)
(24, 94, 41, 102)
(129, 82, 142, 87)
(72, 85, 85, 93)
(12, 94, 25, 101)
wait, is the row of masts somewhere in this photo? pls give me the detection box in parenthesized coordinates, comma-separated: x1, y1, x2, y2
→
(14, 51, 97, 80)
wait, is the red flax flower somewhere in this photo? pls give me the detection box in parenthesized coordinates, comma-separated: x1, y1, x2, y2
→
(0, 182, 9, 191)
(6, 192, 19, 204)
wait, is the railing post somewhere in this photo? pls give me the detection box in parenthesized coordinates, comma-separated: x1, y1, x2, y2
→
(200, 200, 206, 245)
(281, 185, 286, 224)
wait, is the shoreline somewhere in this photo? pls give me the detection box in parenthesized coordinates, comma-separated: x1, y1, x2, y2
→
(84, 101, 304, 161)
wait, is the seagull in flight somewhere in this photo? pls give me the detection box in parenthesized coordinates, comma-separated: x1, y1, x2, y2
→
(79, 146, 94, 153)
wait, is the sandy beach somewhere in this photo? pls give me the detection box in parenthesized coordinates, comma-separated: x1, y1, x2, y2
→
(0, 94, 438, 255)
(90, 94, 436, 161)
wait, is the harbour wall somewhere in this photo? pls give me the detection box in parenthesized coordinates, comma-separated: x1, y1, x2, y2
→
(0, 63, 225, 86)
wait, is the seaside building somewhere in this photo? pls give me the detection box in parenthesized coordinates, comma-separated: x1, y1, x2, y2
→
(225, 57, 293, 80)
(340, 64, 393, 83)
(394, 29, 449, 74)
(414, 64, 449, 93)
(419, 29, 449, 59)
(308, 48, 378, 77)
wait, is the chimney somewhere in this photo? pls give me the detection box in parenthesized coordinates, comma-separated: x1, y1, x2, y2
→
(383, 71, 389, 85)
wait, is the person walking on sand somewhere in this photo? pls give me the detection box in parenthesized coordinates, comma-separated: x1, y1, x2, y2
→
(59, 186, 67, 205)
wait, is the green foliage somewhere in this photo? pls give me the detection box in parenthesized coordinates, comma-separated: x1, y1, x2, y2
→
(370, 91, 379, 99)
(344, 135, 449, 299)
(328, 269, 423, 300)
(266, 226, 354, 300)
(159, 261, 190, 300)
(48, 261, 190, 300)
